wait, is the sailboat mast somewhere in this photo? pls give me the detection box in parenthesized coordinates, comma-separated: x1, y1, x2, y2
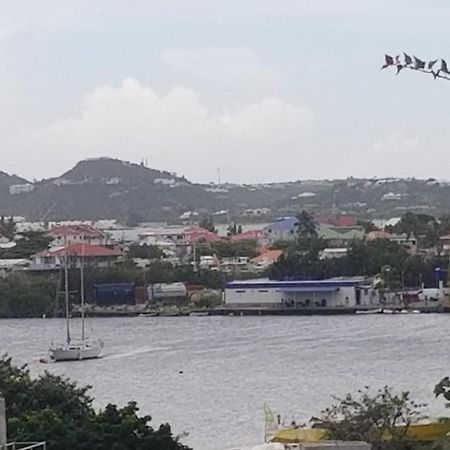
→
(64, 250, 71, 346)
(80, 246, 85, 342)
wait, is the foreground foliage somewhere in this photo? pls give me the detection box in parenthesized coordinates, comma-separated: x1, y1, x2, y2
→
(311, 383, 450, 450)
(0, 355, 190, 450)
(312, 387, 423, 450)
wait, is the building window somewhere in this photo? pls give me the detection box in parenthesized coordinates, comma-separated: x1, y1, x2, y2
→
(236, 290, 246, 293)
(321, 299, 327, 307)
(258, 290, 269, 293)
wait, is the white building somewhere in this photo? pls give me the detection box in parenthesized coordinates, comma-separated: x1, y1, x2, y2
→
(9, 184, 35, 195)
(224, 278, 380, 308)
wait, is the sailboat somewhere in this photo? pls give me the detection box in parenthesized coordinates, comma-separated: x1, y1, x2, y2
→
(49, 245, 103, 361)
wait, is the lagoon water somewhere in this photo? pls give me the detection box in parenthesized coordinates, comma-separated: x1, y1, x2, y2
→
(1, 315, 450, 449)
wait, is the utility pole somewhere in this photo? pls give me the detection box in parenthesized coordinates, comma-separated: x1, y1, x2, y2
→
(0, 394, 7, 448)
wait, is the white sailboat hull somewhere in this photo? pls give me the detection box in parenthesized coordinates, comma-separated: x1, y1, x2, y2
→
(50, 340, 103, 361)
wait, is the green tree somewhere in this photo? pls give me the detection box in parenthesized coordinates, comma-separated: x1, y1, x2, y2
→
(0, 274, 55, 318)
(295, 210, 318, 242)
(0, 355, 190, 450)
(126, 244, 164, 260)
(199, 215, 216, 233)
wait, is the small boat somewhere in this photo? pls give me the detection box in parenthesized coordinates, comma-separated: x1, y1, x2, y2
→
(355, 308, 382, 315)
(189, 311, 209, 316)
(382, 308, 395, 314)
(138, 312, 159, 317)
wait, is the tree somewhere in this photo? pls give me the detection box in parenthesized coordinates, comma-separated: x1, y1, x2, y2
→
(295, 210, 318, 242)
(394, 212, 439, 248)
(0, 355, 191, 450)
(199, 215, 216, 233)
(0, 230, 53, 259)
(312, 386, 424, 450)
(0, 215, 16, 240)
(126, 244, 164, 260)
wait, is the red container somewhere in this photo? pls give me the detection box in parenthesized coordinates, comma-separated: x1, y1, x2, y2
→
(135, 286, 148, 304)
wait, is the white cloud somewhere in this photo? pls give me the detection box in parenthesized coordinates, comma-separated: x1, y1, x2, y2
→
(163, 48, 277, 88)
(17, 78, 314, 183)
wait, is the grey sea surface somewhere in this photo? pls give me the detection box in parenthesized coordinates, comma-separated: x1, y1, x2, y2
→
(1, 315, 449, 449)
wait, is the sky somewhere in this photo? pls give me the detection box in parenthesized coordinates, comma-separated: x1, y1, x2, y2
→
(2, 0, 450, 184)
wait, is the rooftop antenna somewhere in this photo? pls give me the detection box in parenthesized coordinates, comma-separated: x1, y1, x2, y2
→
(217, 167, 221, 185)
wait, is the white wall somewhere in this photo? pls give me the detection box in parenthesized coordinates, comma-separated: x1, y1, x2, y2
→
(225, 286, 359, 308)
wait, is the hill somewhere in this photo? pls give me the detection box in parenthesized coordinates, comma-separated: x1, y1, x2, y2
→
(1, 159, 450, 222)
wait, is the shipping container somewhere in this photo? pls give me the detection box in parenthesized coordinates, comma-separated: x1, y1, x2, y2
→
(147, 282, 187, 301)
(135, 286, 148, 304)
(93, 282, 136, 306)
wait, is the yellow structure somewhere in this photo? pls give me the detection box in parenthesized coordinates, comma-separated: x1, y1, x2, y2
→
(271, 422, 450, 444)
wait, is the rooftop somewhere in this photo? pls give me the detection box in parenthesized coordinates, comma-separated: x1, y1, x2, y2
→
(34, 243, 122, 258)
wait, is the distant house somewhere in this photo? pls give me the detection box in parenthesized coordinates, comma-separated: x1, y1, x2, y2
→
(185, 226, 223, 244)
(317, 226, 364, 248)
(48, 224, 109, 247)
(31, 243, 122, 270)
(366, 230, 418, 255)
(319, 248, 348, 260)
(438, 234, 450, 255)
(264, 217, 299, 244)
(230, 229, 265, 243)
(9, 183, 34, 195)
(244, 208, 271, 217)
(249, 249, 283, 272)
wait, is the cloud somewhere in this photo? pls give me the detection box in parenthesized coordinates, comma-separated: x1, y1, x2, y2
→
(163, 48, 277, 87)
(19, 78, 314, 183)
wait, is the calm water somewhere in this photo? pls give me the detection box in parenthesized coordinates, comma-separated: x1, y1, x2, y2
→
(1, 315, 450, 449)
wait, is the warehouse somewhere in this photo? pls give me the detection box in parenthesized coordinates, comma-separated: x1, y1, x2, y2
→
(224, 278, 379, 308)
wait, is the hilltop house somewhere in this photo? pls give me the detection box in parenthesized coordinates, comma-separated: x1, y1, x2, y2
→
(31, 243, 122, 270)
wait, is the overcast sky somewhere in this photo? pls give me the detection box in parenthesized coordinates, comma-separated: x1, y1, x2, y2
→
(2, 0, 450, 183)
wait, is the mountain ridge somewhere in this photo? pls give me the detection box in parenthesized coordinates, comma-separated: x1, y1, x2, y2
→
(2, 158, 450, 222)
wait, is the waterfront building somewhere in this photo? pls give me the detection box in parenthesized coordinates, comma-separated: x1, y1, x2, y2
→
(224, 278, 380, 308)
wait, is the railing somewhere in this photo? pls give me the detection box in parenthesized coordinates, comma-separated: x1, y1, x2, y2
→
(4, 443, 47, 450)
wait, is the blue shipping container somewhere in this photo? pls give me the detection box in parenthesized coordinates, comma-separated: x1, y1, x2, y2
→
(93, 283, 136, 306)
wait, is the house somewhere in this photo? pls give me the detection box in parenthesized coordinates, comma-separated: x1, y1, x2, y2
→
(48, 224, 109, 247)
(220, 256, 250, 273)
(185, 226, 223, 243)
(317, 226, 364, 248)
(319, 248, 348, 260)
(0, 259, 30, 274)
(263, 217, 299, 244)
(438, 234, 450, 255)
(224, 278, 380, 308)
(249, 249, 283, 272)
(230, 229, 265, 243)
(388, 233, 418, 255)
(9, 183, 34, 195)
(367, 231, 418, 255)
(31, 243, 122, 270)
